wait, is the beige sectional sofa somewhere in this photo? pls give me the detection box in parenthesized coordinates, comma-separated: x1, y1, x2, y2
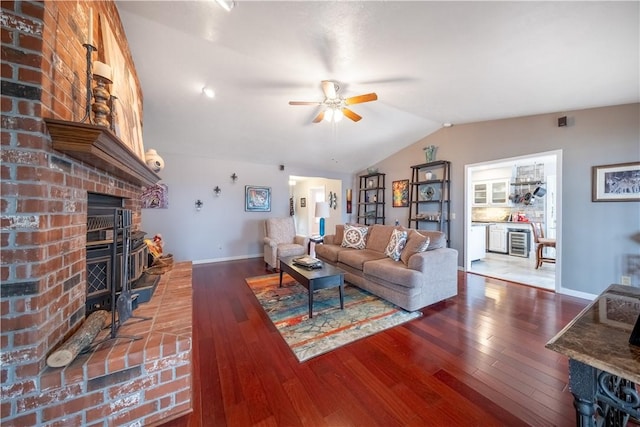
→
(315, 224, 458, 311)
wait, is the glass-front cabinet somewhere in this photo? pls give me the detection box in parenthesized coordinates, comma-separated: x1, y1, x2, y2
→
(473, 179, 509, 206)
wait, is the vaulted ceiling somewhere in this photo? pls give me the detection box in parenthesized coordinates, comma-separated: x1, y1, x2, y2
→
(117, 1, 639, 173)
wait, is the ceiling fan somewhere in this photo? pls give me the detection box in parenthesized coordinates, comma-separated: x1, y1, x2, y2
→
(289, 80, 378, 123)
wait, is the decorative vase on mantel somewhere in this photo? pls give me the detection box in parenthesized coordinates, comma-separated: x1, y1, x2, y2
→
(424, 145, 437, 163)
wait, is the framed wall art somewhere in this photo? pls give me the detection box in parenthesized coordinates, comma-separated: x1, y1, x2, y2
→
(392, 179, 409, 207)
(245, 186, 271, 211)
(592, 161, 640, 202)
(141, 183, 168, 209)
(300, 197, 306, 208)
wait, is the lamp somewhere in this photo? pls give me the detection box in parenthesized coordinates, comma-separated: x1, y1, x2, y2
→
(315, 202, 330, 236)
(213, 186, 221, 196)
(195, 200, 203, 211)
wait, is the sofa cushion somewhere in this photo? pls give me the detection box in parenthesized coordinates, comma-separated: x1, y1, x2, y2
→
(363, 257, 423, 289)
(333, 224, 345, 246)
(400, 230, 430, 265)
(365, 224, 395, 253)
(315, 242, 348, 263)
(421, 230, 446, 250)
(338, 249, 386, 271)
(384, 229, 407, 261)
(342, 224, 368, 249)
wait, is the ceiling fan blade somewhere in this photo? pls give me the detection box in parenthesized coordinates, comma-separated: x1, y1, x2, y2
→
(345, 93, 378, 105)
(312, 111, 325, 123)
(289, 101, 322, 106)
(342, 108, 362, 122)
(321, 80, 337, 99)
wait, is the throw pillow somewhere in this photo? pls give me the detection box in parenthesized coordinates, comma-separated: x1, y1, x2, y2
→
(385, 229, 408, 261)
(400, 231, 430, 265)
(341, 224, 368, 249)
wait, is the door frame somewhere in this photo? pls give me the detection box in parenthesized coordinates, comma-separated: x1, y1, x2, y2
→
(464, 149, 562, 291)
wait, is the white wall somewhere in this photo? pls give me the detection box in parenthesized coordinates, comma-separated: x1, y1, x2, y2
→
(361, 103, 640, 296)
(141, 154, 351, 263)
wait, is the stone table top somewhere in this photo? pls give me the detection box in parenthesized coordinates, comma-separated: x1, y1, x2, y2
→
(546, 284, 640, 383)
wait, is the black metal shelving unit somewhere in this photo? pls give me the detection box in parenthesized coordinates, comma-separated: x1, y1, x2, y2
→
(357, 172, 386, 225)
(408, 160, 451, 245)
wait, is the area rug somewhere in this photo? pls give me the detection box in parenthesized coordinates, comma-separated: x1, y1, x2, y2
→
(245, 273, 422, 362)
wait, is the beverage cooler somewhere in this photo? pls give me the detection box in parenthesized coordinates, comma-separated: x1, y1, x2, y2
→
(508, 229, 531, 257)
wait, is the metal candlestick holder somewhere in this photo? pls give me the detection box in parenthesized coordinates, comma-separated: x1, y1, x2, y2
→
(80, 43, 97, 123)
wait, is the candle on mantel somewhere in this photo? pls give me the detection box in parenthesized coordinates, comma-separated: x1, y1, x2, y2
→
(87, 8, 93, 46)
(93, 61, 112, 82)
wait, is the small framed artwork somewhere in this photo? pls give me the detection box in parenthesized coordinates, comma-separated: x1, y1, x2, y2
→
(592, 161, 640, 202)
(300, 197, 306, 208)
(245, 186, 271, 212)
(392, 179, 409, 207)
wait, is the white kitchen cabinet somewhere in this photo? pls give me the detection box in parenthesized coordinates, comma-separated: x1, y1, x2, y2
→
(469, 225, 487, 261)
(488, 224, 508, 253)
(473, 180, 509, 206)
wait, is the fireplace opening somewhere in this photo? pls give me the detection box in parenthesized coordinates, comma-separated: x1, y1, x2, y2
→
(86, 193, 158, 316)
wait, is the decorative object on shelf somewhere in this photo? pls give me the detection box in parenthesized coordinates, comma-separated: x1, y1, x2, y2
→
(346, 189, 352, 214)
(144, 149, 165, 173)
(108, 95, 118, 132)
(368, 179, 374, 188)
(231, 172, 238, 182)
(300, 197, 306, 208)
(367, 167, 379, 174)
(195, 199, 203, 211)
(141, 183, 168, 209)
(91, 61, 113, 127)
(392, 180, 409, 207)
(423, 145, 437, 162)
(425, 170, 434, 180)
(245, 186, 271, 212)
(315, 201, 330, 236)
(592, 161, 640, 202)
(419, 186, 436, 201)
(213, 186, 221, 196)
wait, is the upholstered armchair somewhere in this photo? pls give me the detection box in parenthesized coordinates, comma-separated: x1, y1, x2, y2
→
(263, 217, 309, 271)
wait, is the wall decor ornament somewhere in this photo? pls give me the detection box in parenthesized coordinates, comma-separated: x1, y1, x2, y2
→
(300, 197, 306, 208)
(328, 191, 334, 208)
(141, 183, 168, 209)
(245, 186, 271, 211)
(592, 161, 640, 202)
(346, 189, 352, 214)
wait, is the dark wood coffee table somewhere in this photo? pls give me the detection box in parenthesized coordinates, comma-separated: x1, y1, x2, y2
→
(278, 256, 344, 318)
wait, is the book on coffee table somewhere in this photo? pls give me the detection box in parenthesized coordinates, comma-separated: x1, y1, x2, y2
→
(293, 256, 322, 269)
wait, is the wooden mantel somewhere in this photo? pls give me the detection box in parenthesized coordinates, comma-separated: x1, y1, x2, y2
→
(44, 118, 161, 187)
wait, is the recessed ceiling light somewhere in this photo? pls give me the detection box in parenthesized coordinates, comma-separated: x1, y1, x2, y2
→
(202, 86, 215, 98)
(215, 0, 236, 12)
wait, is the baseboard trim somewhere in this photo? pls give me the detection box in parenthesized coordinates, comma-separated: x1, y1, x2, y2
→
(193, 254, 262, 265)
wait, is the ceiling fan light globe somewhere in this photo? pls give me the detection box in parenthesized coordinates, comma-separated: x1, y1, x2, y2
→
(333, 109, 344, 122)
(323, 108, 334, 122)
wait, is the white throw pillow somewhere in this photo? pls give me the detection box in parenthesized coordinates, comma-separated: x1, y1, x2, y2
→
(341, 224, 368, 249)
(385, 229, 408, 261)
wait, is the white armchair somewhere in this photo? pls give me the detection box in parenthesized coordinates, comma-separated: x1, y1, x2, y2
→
(263, 217, 309, 271)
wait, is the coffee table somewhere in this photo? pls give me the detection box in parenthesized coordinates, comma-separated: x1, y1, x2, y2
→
(279, 256, 344, 318)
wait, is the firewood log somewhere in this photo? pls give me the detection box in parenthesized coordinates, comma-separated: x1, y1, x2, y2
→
(46, 310, 109, 368)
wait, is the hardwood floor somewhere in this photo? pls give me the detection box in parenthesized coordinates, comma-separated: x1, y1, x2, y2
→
(161, 258, 588, 427)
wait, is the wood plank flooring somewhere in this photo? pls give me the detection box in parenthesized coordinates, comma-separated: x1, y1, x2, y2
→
(161, 258, 588, 427)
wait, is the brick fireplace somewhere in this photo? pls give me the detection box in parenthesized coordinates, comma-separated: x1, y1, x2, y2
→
(1, 2, 192, 425)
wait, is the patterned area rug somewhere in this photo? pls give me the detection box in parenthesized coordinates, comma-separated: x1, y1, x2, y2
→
(245, 273, 422, 362)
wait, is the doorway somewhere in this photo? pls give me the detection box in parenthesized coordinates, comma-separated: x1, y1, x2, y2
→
(464, 150, 562, 291)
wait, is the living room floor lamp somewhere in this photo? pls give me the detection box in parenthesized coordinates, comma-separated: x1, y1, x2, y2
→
(315, 201, 330, 236)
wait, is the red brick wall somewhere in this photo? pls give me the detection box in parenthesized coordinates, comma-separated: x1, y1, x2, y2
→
(0, 1, 183, 425)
